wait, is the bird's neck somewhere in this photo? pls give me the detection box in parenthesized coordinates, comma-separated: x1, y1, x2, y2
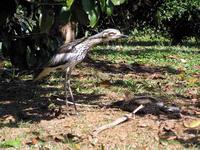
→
(83, 36, 103, 48)
(73, 37, 103, 54)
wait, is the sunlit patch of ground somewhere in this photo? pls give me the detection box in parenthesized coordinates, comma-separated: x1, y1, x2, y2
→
(0, 39, 199, 149)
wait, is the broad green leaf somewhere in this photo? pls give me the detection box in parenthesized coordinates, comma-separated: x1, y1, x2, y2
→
(66, 0, 74, 10)
(105, 0, 114, 16)
(99, 0, 106, 12)
(59, 6, 71, 23)
(0, 139, 21, 148)
(89, 10, 98, 27)
(111, 0, 126, 6)
(81, 0, 100, 27)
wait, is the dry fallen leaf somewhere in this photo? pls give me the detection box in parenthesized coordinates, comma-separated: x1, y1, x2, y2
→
(180, 59, 187, 63)
(3, 115, 17, 123)
(99, 80, 112, 88)
(184, 119, 200, 128)
(26, 137, 41, 145)
(187, 77, 199, 85)
(150, 73, 165, 79)
(194, 65, 200, 70)
(124, 90, 134, 101)
(52, 134, 64, 142)
(167, 135, 177, 140)
(31, 138, 38, 145)
(187, 88, 198, 99)
(166, 55, 180, 60)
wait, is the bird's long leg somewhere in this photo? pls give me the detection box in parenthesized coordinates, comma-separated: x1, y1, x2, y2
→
(64, 70, 69, 108)
(67, 77, 77, 112)
(65, 68, 77, 112)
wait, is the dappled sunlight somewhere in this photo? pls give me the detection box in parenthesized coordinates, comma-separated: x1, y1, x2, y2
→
(0, 39, 199, 149)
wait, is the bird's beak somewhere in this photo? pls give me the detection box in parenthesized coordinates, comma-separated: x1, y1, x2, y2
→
(119, 34, 129, 38)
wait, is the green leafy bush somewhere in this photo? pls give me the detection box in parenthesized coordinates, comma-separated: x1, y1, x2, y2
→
(158, 0, 200, 21)
(158, 0, 200, 44)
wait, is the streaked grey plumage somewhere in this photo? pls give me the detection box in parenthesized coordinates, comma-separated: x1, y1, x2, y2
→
(33, 29, 128, 112)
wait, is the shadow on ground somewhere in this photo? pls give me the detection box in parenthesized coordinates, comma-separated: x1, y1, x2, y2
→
(0, 76, 103, 126)
(176, 128, 200, 148)
(108, 95, 181, 119)
(84, 57, 182, 75)
(107, 95, 200, 149)
(110, 40, 200, 48)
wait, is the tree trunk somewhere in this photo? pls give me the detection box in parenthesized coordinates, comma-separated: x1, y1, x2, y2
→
(59, 21, 77, 43)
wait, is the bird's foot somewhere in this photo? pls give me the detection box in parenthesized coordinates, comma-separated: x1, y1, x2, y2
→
(71, 111, 79, 116)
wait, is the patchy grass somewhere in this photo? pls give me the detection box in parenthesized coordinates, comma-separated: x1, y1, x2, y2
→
(0, 36, 200, 149)
(88, 43, 200, 100)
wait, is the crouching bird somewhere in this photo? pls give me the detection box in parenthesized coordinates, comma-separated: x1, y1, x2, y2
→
(33, 29, 128, 112)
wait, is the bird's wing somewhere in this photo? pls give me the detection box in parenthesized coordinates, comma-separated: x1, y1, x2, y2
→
(57, 37, 86, 54)
(33, 37, 87, 81)
(47, 37, 86, 67)
(47, 37, 87, 67)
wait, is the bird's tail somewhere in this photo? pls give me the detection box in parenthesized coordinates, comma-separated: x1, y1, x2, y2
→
(33, 67, 52, 82)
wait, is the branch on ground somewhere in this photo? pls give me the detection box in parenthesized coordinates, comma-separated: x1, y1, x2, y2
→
(92, 104, 144, 137)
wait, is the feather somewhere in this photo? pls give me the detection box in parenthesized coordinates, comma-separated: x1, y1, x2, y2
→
(57, 37, 86, 54)
(33, 39, 81, 81)
(33, 67, 53, 82)
(33, 29, 126, 81)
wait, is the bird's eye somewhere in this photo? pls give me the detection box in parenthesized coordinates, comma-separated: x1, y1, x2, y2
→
(102, 32, 116, 38)
(108, 32, 115, 36)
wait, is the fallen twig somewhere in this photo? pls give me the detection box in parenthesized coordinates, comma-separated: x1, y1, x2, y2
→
(56, 98, 99, 108)
(92, 104, 144, 137)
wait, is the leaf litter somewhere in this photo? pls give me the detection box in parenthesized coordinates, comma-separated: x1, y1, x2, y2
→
(0, 45, 200, 149)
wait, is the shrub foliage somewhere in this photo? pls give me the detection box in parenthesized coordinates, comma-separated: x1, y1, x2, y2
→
(0, 0, 200, 69)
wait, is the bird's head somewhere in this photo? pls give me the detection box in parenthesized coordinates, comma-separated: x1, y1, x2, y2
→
(90, 29, 128, 42)
(101, 29, 128, 41)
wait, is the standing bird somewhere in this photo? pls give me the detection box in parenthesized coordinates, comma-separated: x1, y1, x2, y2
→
(33, 29, 128, 111)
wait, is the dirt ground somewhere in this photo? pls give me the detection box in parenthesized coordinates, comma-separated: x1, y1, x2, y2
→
(0, 57, 200, 150)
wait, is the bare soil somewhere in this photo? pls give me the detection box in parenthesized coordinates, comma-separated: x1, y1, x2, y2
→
(0, 59, 199, 150)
